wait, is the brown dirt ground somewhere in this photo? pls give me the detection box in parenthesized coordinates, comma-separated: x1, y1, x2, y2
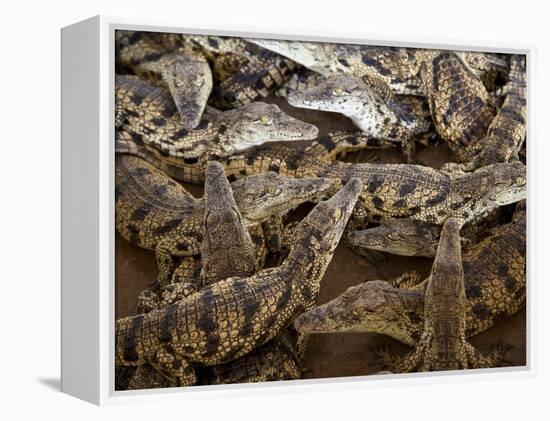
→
(115, 94, 526, 383)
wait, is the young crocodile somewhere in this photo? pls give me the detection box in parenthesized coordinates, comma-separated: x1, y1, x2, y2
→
(116, 31, 213, 129)
(115, 126, 388, 184)
(124, 161, 300, 389)
(117, 31, 298, 112)
(248, 40, 507, 97)
(416, 50, 497, 158)
(118, 126, 526, 226)
(115, 154, 332, 285)
(115, 178, 362, 386)
(202, 162, 301, 384)
(116, 75, 319, 160)
(461, 55, 527, 169)
(376, 218, 506, 372)
(287, 74, 430, 145)
(347, 206, 514, 257)
(294, 201, 526, 347)
(247, 39, 424, 95)
(200, 161, 258, 285)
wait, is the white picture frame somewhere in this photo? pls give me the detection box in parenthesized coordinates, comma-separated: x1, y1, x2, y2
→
(61, 15, 535, 405)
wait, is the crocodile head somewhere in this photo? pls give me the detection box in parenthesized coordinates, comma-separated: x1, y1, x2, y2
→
(293, 280, 424, 346)
(288, 74, 370, 113)
(347, 219, 440, 258)
(231, 172, 333, 224)
(201, 161, 257, 284)
(221, 102, 318, 152)
(288, 178, 362, 265)
(455, 161, 527, 221)
(158, 53, 213, 129)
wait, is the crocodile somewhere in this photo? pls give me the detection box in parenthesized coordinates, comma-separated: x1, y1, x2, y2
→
(247, 39, 424, 95)
(115, 154, 333, 285)
(179, 34, 300, 110)
(201, 165, 301, 384)
(117, 31, 299, 112)
(376, 217, 506, 372)
(461, 54, 527, 168)
(116, 30, 213, 129)
(294, 201, 526, 347)
(115, 74, 319, 160)
(254, 40, 507, 159)
(276, 67, 325, 98)
(117, 124, 526, 225)
(209, 331, 300, 384)
(200, 161, 258, 285)
(115, 127, 389, 184)
(286, 73, 431, 158)
(347, 205, 514, 257)
(115, 178, 362, 386)
(123, 161, 300, 389)
(416, 50, 497, 157)
(248, 40, 508, 97)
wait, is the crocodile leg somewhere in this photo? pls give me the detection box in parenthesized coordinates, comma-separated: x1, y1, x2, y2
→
(247, 225, 268, 269)
(387, 270, 426, 290)
(154, 242, 177, 288)
(262, 215, 286, 253)
(171, 256, 199, 284)
(150, 348, 196, 387)
(137, 290, 161, 314)
(159, 282, 200, 309)
(127, 364, 176, 390)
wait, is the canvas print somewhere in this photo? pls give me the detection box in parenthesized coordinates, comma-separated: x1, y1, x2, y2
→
(114, 30, 527, 390)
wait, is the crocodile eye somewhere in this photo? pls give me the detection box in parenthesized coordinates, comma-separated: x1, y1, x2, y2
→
(333, 87, 344, 95)
(387, 232, 401, 241)
(259, 115, 273, 125)
(352, 306, 367, 317)
(269, 188, 282, 196)
(193, 78, 204, 87)
(515, 176, 526, 186)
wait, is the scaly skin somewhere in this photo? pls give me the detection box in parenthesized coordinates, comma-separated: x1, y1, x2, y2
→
(115, 128, 389, 184)
(209, 331, 300, 385)
(248, 41, 508, 97)
(202, 164, 301, 384)
(118, 128, 526, 225)
(294, 201, 526, 347)
(181, 34, 299, 109)
(115, 179, 362, 386)
(381, 218, 500, 372)
(464, 55, 527, 168)
(125, 162, 299, 390)
(347, 206, 513, 257)
(115, 154, 332, 285)
(116, 31, 213, 129)
(247, 39, 424, 95)
(276, 67, 325, 98)
(115, 75, 319, 160)
(117, 32, 297, 111)
(287, 74, 430, 144)
(323, 160, 526, 225)
(200, 161, 258, 286)
(417, 50, 497, 156)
